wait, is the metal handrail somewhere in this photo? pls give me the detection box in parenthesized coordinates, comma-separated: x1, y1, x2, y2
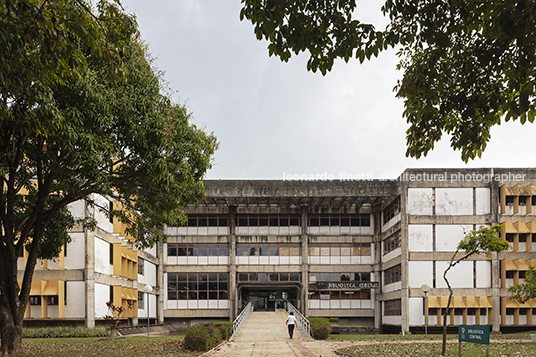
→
(232, 301, 252, 340)
(287, 302, 312, 340)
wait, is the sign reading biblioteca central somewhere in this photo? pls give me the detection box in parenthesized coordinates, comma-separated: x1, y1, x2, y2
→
(309, 282, 379, 290)
(458, 325, 490, 345)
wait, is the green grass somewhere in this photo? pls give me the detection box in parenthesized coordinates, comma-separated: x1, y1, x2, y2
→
(330, 333, 531, 341)
(21, 336, 202, 357)
(338, 341, 536, 357)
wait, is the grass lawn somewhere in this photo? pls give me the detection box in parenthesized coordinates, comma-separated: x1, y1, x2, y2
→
(20, 336, 202, 357)
(332, 334, 536, 357)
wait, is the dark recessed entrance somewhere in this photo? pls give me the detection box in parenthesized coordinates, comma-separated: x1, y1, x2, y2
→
(239, 285, 299, 311)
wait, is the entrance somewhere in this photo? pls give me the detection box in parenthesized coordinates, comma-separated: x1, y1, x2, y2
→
(240, 287, 298, 311)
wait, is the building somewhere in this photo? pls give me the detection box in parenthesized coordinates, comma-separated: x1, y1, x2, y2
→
(20, 168, 536, 333)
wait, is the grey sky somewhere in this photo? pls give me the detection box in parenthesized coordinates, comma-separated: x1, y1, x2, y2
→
(121, 1, 536, 179)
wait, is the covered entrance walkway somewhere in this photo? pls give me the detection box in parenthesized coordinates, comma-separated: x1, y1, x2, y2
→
(203, 311, 339, 357)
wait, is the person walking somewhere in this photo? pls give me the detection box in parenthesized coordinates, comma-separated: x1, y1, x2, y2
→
(286, 311, 297, 339)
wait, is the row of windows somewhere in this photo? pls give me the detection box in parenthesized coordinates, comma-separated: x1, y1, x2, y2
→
(505, 196, 536, 206)
(181, 214, 372, 227)
(237, 214, 300, 227)
(29, 295, 59, 305)
(505, 233, 536, 243)
(186, 215, 228, 227)
(237, 272, 301, 282)
(384, 231, 401, 255)
(309, 243, 371, 256)
(309, 272, 371, 283)
(385, 265, 402, 285)
(383, 197, 401, 225)
(237, 244, 300, 256)
(308, 214, 370, 227)
(167, 273, 229, 300)
(167, 244, 229, 257)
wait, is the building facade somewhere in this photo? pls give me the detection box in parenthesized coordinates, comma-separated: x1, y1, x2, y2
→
(20, 168, 536, 333)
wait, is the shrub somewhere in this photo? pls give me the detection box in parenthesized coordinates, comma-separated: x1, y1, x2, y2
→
(184, 322, 231, 351)
(329, 317, 340, 323)
(309, 317, 331, 340)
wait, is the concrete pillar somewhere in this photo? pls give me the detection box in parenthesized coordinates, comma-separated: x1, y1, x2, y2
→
(400, 182, 410, 334)
(85, 200, 96, 328)
(229, 206, 237, 320)
(157, 240, 165, 324)
(301, 206, 309, 316)
(490, 171, 501, 333)
(373, 209, 382, 330)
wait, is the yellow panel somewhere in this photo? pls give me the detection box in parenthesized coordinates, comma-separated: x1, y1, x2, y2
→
(452, 296, 466, 308)
(29, 280, 42, 295)
(527, 222, 536, 233)
(478, 296, 493, 308)
(514, 222, 530, 233)
(466, 296, 479, 308)
(503, 222, 517, 233)
(504, 186, 517, 195)
(515, 259, 529, 271)
(505, 298, 522, 308)
(504, 259, 517, 271)
(42, 280, 59, 295)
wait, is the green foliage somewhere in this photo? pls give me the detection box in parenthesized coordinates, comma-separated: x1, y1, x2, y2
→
(509, 265, 536, 304)
(240, 0, 536, 161)
(184, 323, 229, 351)
(456, 225, 510, 257)
(0, 1, 216, 354)
(22, 327, 107, 339)
(309, 317, 331, 340)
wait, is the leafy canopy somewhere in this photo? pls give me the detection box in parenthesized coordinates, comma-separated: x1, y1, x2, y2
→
(240, 0, 536, 162)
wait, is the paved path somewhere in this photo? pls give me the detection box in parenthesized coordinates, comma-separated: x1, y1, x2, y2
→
(203, 311, 340, 357)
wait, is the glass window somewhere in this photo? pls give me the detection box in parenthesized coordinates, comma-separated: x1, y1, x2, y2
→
(260, 245, 269, 256)
(249, 247, 258, 256)
(289, 273, 300, 281)
(320, 273, 330, 282)
(270, 245, 279, 256)
(238, 273, 248, 281)
(198, 246, 207, 256)
(309, 273, 319, 283)
(280, 273, 288, 281)
(208, 245, 218, 256)
(218, 245, 228, 256)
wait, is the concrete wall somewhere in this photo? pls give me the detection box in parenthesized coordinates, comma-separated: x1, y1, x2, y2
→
(65, 281, 85, 318)
(94, 237, 112, 275)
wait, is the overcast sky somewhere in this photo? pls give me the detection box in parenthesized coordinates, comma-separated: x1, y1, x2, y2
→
(121, 1, 536, 180)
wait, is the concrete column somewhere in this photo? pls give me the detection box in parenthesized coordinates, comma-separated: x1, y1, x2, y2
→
(373, 210, 382, 331)
(85, 200, 96, 328)
(229, 206, 237, 320)
(157, 240, 165, 324)
(490, 171, 501, 333)
(301, 206, 309, 316)
(400, 183, 410, 334)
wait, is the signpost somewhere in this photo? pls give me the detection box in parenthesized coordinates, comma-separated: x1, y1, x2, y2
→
(458, 325, 490, 357)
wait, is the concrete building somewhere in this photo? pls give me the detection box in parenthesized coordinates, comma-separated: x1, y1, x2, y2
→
(20, 168, 536, 333)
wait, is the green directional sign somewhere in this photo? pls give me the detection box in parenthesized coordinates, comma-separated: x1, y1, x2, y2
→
(458, 325, 490, 345)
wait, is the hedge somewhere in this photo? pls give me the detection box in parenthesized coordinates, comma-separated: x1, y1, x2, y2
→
(23, 326, 107, 338)
(309, 317, 331, 340)
(184, 321, 233, 351)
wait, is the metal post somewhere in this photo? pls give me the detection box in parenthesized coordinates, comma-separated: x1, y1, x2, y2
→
(424, 291, 428, 338)
(143, 285, 153, 342)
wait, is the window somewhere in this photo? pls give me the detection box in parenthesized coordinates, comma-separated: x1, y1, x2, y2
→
(186, 214, 228, 227)
(110, 285, 114, 302)
(109, 244, 114, 265)
(237, 272, 301, 282)
(47, 295, 59, 305)
(138, 257, 144, 275)
(383, 197, 401, 225)
(506, 196, 514, 206)
(309, 243, 371, 256)
(237, 243, 300, 256)
(308, 214, 370, 227)
(533, 196, 536, 205)
(236, 214, 300, 227)
(384, 299, 401, 316)
(168, 273, 229, 301)
(138, 291, 144, 309)
(168, 244, 229, 257)
(506, 233, 514, 243)
(309, 272, 371, 282)
(383, 231, 401, 254)
(109, 201, 114, 223)
(384, 265, 401, 285)
(519, 196, 527, 206)
(29, 296, 41, 305)
(64, 281, 68, 305)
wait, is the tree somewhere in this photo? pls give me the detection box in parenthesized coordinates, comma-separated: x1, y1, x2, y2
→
(0, 1, 217, 355)
(240, 0, 536, 161)
(440, 225, 509, 355)
(509, 265, 536, 304)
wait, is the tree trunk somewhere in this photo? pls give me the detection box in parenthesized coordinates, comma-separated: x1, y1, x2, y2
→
(0, 302, 23, 356)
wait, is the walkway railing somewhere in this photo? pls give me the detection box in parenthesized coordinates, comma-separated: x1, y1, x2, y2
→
(287, 302, 312, 340)
(232, 301, 252, 340)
